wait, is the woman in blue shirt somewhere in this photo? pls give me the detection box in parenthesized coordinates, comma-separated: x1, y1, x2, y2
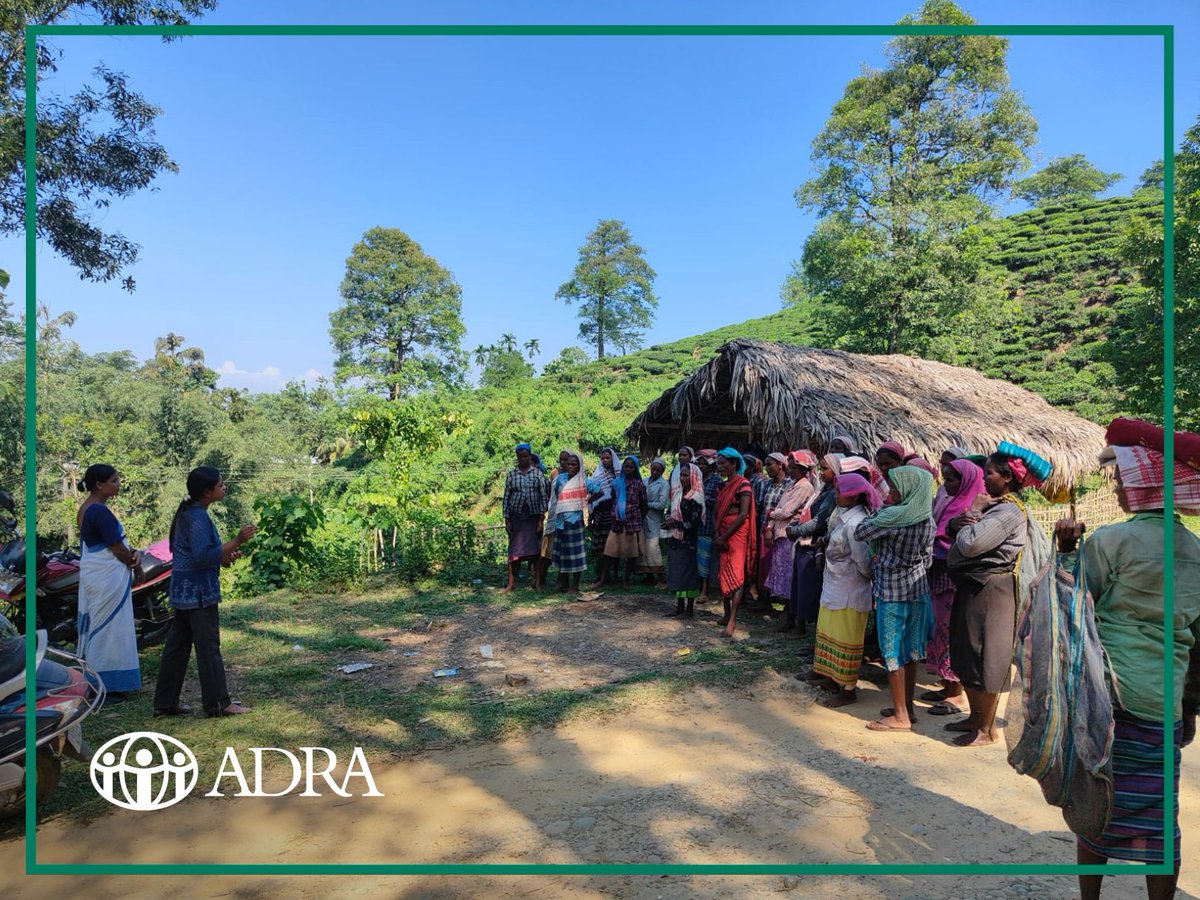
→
(76, 464, 142, 703)
(152, 466, 257, 718)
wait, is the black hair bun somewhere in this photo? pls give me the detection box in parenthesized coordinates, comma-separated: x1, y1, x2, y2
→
(77, 480, 87, 492)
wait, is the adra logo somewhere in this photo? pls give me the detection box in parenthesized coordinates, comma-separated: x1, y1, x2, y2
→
(91, 732, 384, 809)
(204, 746, 383, 798)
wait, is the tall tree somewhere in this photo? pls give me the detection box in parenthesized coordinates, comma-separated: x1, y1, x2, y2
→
(1012, 154, 1122, 207)
(1108, 116, 1200, 429)
(473, 333, 539, 388)
(330, 226, 467, 400)
(556, 219, 657, 359)
(1135, 159, 1165, 194)
(1, 1, 217, 289)
(790, 0, 1037, 359)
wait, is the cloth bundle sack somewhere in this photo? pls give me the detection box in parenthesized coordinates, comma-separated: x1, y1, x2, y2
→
(1005, 543, 1114, 840)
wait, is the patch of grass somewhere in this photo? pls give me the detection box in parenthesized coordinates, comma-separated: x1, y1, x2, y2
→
(8, 576, 812, 831)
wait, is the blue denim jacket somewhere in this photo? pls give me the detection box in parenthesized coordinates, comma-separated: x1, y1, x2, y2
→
(168, 505, 224, 609)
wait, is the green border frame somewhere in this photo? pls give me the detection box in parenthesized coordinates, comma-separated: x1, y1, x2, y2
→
(22, 22, 1176, 879)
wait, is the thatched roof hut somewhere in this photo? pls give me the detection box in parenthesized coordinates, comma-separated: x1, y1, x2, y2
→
(624, 339, 1106, 496)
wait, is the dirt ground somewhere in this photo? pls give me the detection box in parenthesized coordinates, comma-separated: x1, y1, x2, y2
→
(3, 591, 1198, 899)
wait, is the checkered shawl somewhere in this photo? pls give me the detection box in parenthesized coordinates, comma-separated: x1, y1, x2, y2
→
(1101, 445, 1200, 515)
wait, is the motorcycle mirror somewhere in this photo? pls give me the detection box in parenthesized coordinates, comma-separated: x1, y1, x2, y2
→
(0, 490, 13, 515)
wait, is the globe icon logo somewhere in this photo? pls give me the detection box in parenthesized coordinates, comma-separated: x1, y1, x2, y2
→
(90, 731, 199, 811)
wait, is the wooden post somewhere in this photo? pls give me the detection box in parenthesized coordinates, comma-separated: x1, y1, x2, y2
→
(1069, 483, 1078, 523)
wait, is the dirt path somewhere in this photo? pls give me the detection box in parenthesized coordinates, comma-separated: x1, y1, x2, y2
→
(5, 669, 1198, 899)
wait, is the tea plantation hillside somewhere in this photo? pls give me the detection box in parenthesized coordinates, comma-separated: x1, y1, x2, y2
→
(409, 194, 1160, 516)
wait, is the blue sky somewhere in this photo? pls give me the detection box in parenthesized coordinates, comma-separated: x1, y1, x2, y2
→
(6, 0, 1198, 392)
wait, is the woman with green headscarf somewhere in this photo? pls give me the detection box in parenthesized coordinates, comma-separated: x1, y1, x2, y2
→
(854, 466, 936, 733)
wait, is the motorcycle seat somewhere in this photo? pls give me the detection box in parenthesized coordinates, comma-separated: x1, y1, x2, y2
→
(138, 551, 171, 581)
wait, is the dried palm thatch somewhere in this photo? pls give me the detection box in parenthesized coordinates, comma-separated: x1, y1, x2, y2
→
(625, 339, 1106, 496)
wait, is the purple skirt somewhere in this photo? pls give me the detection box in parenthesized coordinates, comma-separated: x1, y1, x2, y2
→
(764, 537, 795, 598)
(507, 515, 542, 561)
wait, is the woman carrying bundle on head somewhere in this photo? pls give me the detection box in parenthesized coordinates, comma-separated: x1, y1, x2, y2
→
(75, 464, 142, 704)
(502, 443, 551, 592)
(663, 462, 706, 618)
(712, 448, 757, 638)
(854, 465, 936, 733)
(550, 450, 591, 595)
(806, 472, 881, 708)
(1054, 419, 1200, 899)
(923, 453, 986, 716)
(945, 446, 1051, 747)
(597, 455, 648, 590)
(636, 458, 670, 589)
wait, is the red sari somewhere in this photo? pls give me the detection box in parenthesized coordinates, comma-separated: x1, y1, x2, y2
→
(715, 475, 757, 598)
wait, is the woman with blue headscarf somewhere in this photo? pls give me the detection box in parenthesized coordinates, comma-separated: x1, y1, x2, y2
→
(713, 448, 757, 638)
(595, 455, 648, 589)
(502, 442, 550, 592)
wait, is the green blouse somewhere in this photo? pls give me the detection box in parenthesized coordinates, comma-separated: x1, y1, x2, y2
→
(1061, 512, 1200, 722)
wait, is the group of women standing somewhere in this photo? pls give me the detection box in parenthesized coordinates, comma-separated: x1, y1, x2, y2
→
(503, 436, 1053, 750)
(74, 463, 257, 717)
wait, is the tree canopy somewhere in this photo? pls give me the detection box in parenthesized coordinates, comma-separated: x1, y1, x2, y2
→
(556, 219, 658, 359)
(473, 333, 539, 388)
(791, 0, 1037, 360)
(329, 227, 467, 400)
(1012, 154, 1122, 206)
(1, 1, 217, 289)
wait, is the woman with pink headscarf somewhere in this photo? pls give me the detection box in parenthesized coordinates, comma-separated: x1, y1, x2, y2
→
(805, 473, 882, 708)
(763, 451, 818, 606)
(924, 456, 985, 714)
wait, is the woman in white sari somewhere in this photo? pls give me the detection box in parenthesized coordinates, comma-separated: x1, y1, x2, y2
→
(76, 464, 142, 702)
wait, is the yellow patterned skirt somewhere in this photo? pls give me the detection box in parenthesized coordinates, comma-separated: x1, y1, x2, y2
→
(812, 606, 870, 686)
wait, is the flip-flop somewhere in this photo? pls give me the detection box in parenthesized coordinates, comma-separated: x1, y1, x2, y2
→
(866, 719, 912, 732)
(919, 689, 949, 702)
(928, 701, 969, 716)
(879, 707, 917, 719)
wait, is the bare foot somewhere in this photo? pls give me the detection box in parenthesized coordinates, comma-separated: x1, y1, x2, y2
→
(943, 719, 978, 733)
(723, 624, 737, 638)
(500, 586, 515, 594)
(866, 715, 911, 732)
(822, 690, 858, 709)
(953, 730, 997, 747)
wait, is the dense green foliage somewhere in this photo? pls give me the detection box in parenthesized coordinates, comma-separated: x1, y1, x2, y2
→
(1110, 117, 1200, 429)
(1, 1, 217, 288)
(240, 493, 325, 592)
(329, 227, 467, 399)
(793, 0, 1037, 358)
(1012, 155, 1122, 207)
(556, 219, 658, 358)
(473, 334, 539, 388)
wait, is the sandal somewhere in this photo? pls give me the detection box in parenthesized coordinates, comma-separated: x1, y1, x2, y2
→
(879, 706, 917, 720)
(919, 689, 949, 702)
(866, 719, 912, 732)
